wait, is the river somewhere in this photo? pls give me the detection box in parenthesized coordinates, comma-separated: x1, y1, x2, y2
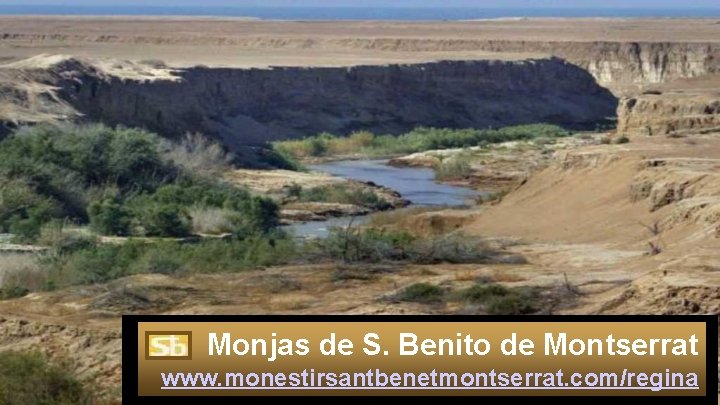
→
(286, 160, 481, 238)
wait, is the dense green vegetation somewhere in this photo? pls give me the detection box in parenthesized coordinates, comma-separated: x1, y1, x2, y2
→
(0, 124, 279, 241)
(273, 124, 572, 160)
(0, 222, 508, 292)
(0, 351, 90, 404)
(31, 227, 495, 289)
(40, 231, 297, 289)
(289, 183, 392, 210)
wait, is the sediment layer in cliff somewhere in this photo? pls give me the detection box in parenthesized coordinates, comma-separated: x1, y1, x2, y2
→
(2, 55, 617, 150)
(3, 27, 718, 94)
(618, 91, 720, 136)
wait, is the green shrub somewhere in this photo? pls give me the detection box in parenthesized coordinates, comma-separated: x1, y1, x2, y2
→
(286, 183, 303, 198)
(435, 155, 472, 180)
(135, 203, 191, 237)
(0, 351, 90, 404)
(454, 283, 537, 315)
(260, 147, 306, 171)
(0, 285, 30, 300)
(0, 124, 280, 238)
(274, 124, 571, 160)
(322, 228, 416, 263)
(45, 242, 145, 286)
(308, 137, 328, 157)
(613, 135, 630, 144)
(323, 228, 492, 265)
(485, 295, 536, 315)
(87, 198, 131, 236)
(456, 284, 512, 302)
(37, 222, 97, 255)
(408, 233, 492, 264)
(397, 283, 444, 303)
(135, 244, 185, 275)
(0, 177, 61, 239)
(43, 232, 301, 288)
(299, 184, 391, 210)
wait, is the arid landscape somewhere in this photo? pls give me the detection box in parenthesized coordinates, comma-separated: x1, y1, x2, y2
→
(0, 15, 719, 402)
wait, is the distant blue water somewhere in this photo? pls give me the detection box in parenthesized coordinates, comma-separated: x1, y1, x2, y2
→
(0, 6, 719, 20)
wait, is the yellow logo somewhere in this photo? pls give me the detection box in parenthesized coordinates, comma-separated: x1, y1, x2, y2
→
(145, 332, 192, 360)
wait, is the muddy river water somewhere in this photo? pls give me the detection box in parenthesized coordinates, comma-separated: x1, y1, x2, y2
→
(286, 159, 481, 237)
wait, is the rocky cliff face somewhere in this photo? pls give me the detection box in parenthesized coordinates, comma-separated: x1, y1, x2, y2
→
(325, 40, 719, 93)
(4, 31, 717, 93)
(557, 42, 719, 92)
(618, 92, 720, 136)
(45, 57, 615, 149)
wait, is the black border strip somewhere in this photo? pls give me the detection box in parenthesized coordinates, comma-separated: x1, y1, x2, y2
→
(123, 315, 718, 404)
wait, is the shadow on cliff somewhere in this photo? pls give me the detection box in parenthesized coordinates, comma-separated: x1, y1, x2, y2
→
(53, 56, 617, 155)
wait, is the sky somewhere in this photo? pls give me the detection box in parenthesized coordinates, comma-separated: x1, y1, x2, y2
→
(3, 0, 720, 8)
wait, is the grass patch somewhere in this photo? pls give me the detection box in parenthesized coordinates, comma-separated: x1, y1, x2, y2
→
(0, 351, 90, 404)
(274, 124, 571, 160)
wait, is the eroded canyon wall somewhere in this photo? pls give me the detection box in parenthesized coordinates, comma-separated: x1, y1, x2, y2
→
(47, 57, 616, 149)
(319, 40, 719, 92)
(617, 93, 720, 136)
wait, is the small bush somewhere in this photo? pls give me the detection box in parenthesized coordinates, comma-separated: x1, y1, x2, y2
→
(36, 222, 96, 254)
(189, 207, 236, 235)
(397, 283, 444, 303)
(323, 228, 494, 265)
(0, 285, 29, 299)
(286, 183, 303, 198)
(435, 155, 473, 180)
(485, 295, 536, 315)
(87, 198, 131, 236)
(135, 203, 191, 237)
(456, 284, 512, 302)
(310, 138, 329, 156)
(613, 135, 630, 144)
(409, 233, 492, 264)
(160, 133, 233, 176)
(0, 253, 45, 298)
(0, 351, 90, 404)
(135, 245, 185, 275)
(322, 228, 416, 263)
(454, 283, 537, 315)
(260, 147, 306, 171)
